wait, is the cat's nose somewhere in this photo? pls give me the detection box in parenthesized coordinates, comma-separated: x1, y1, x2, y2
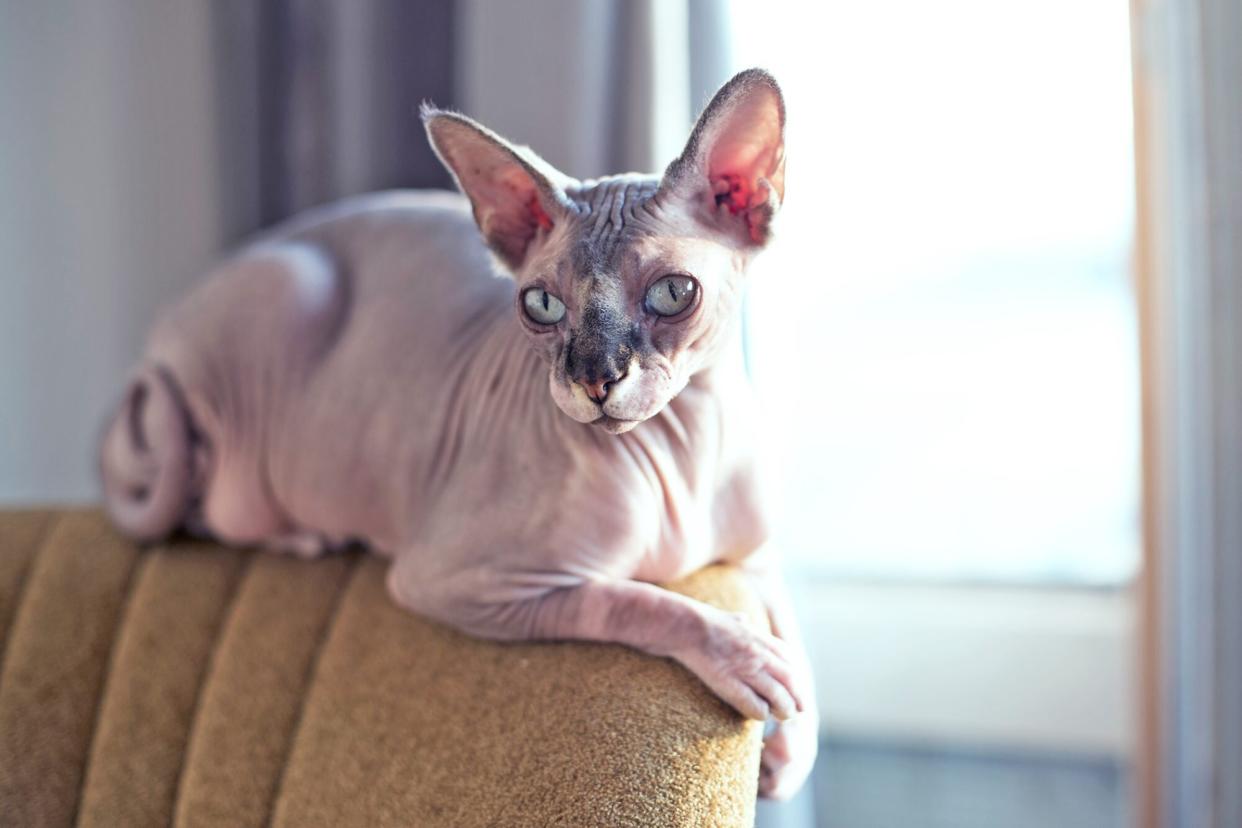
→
(578, 370, 626, 404)
(566, 338, 631, 404)
(582, 379, 608, 403)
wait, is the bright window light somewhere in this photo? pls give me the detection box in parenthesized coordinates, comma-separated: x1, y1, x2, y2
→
(730, 0, 1140, 583)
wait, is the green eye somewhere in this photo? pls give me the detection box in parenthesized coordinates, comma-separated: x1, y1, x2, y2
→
(522, 287, 566, 324)
(645, 274, 698, 317)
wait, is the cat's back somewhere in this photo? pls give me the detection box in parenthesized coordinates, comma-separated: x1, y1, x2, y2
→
(151, 188, 511, 412)
(219, 190, 519, 548)
(275, 189, 476, 252)
(277, 189, 503, 311)
(255, 188, 515, 378)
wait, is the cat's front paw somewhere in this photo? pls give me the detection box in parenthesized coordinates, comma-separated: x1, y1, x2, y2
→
(760, 707, 819, 800)
(677, 609, 809, 722)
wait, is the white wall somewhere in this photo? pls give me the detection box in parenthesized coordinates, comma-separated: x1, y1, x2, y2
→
(0, 2, 227, 502)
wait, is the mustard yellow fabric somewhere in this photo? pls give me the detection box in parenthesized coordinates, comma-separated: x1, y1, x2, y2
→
(0, 510, 761, 827)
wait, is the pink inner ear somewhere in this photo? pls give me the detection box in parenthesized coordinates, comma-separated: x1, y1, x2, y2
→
(527, 193, 554, 231)
(704, 89, 784, 218)
(706, 112, 783, 243)
(708, 130, 781, 204)
(495, 166, 554, 232)
(712, 169, 778, 242)
(715, 174, 751, 216)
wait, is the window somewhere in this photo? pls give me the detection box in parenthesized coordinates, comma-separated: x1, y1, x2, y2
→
(731, 0, 1140, 585)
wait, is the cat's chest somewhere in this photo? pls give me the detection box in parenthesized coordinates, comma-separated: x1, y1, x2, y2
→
(562, 420, 762, 583)
(629, 460, 769, 582)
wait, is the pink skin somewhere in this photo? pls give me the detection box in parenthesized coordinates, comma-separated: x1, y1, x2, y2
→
(99, 70, 816, 798)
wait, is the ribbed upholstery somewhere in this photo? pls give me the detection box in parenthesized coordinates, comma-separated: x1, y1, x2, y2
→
(0, 509, 762, 827)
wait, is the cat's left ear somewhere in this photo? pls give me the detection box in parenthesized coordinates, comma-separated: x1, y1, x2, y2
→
(423, 107, 575, 271)
(660, 69, 786, 247)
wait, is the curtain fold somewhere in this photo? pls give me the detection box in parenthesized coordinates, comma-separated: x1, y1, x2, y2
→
(215, 0, 739, 231)
(212, 0, 456, 237)
(457, 0, 733, 180)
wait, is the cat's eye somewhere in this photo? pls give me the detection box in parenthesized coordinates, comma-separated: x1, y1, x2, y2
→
(645, 274, 698, 317)
(522, 287, 566, 325)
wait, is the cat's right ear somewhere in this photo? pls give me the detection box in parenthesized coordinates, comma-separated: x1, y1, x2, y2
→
(659, 69, 786, 248)
(423, 107, 574, 271)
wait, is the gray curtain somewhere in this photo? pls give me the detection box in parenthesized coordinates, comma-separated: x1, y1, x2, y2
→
(457, 0, 732, 179)
(210, 0, 735, 238)
(211, 0, 457, 240)
(210, 0, 735, 228)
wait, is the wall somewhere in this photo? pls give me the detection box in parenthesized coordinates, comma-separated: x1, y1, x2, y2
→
(0, 2, 225, 502)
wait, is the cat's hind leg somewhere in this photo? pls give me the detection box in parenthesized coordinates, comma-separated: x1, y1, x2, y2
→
(106, 240, 348, 548)
(166, 242, 349, 550)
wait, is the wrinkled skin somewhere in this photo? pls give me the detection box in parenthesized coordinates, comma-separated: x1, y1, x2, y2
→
(99, 69, 817, 798)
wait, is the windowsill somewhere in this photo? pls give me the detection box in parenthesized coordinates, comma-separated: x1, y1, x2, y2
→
(795, 577, 1135, 758)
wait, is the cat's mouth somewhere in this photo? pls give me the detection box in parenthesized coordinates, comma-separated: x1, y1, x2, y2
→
(548, 370, 653, 433)
(593, 414, 641, 435)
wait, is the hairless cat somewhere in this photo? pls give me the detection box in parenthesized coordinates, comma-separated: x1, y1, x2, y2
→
(100, 68, 816, 799)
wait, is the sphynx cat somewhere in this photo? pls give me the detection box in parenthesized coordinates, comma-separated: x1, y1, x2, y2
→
(99, 69, 816, 798)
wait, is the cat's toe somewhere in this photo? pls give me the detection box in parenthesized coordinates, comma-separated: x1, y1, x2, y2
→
(687, 611, 809, 721)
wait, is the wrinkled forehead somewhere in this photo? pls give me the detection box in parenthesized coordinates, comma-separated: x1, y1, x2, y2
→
(525, 173, 736, 291)
(561, 229, 735, 292)
(561, 175, 663, 278)
(564, 237, 642, 285)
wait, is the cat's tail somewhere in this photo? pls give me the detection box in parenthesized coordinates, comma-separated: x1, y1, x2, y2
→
(99, 364, 196, 542)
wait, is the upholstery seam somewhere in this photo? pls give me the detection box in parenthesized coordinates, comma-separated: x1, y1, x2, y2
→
(0, 511, 59, 683)
(262, 552, 362, 828)
(69, 532, 149, 828)
(165, 550, 257, 826)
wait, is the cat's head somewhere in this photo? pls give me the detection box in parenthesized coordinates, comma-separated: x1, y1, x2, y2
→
(424, 69, 785, 434)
